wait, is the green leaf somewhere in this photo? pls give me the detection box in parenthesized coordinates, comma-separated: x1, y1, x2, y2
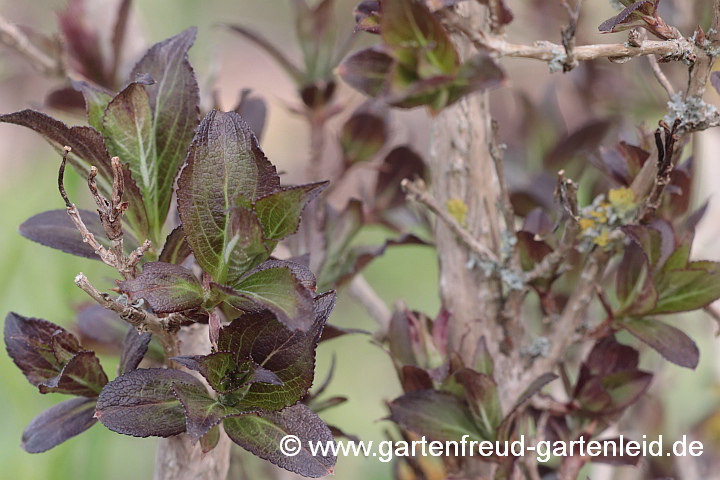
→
(130, 28, 200, 238)
(38, 351, 108, 397)
(223, 404, 336, 478)
(172, 381, 258, 443)
(200, 425, 221, 454)
(177, 110, 280, 284)
(213, 261, 315, 331)
(453, 369, 503, 440)
(254, 182, 328, 240)
(95, 368, 203, 437)
(0, 110, 149, 238)
(317, 200, 364, 291)
(381, 0, 457, 76)
(117, 262, 204, 313)
(389, 390, 487, 442)
(622, 317, 699, 369)
(71, 79, 112, 131)
(651, 263, 720, 314)
(615, 243, 657, 316)
(21, 397, 97, 453)
(171, 352, 282, 395)
(215, 293, 333, 412)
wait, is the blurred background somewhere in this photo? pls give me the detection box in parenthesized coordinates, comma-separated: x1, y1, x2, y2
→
(0, 1, 719, 479)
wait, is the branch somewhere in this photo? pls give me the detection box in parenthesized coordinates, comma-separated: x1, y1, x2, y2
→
(74, 273, 179, 358)
(443, 9, 696, 66)
(637, 119, 681, 223)
(0, 14, 64, 76)
(648, 54, 675, 98)
(401, 178, 500, 264)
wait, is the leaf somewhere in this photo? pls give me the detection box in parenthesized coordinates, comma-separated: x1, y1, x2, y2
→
(224, 404, 336, 478)
(130, 28, 200, 237)
(543, 119, 613, 168)
(225, 24, 307, 85)
(21, 397, 97, 453)
(335, 46, 393, 97)
(615, 243, 657, 316)
(214, 262, 315, 332)
(159, 226, 193, 265)
(95, 368, 204, 437)
(215, 295, 331, 411)
(200, 425, 221, 454)
(19, 209, 137, 260)
(5, 312, 81, 386)
(381, 0, 457, 75)
(453, 369, 503, 440)
(598, 1, 657, 35)
(118, 326, 152, 374)
(117, 262, 204, 314)
(171, 352, 281, 394)
(341, 111, 387, 164)
(39, 351, 108, 397)
(234, 89, 267, 141)
(172, 381, 258, 443)
(389, 390, 487, 442)
(177, 110, 280, 284)
(354, 1, 381, 33)
(651, 263, 720, 314)
(293, 0, 337, 81)
(71, 79, 113, 130)
(254, 182, 329, 240)
(0, 110, 149, 237)
(516, 231, 553, 273)
(576, 369, 652, 414)
(375, 146, 426, 211)
(57, 0, 108, 86)
(622, 317, 699, 369)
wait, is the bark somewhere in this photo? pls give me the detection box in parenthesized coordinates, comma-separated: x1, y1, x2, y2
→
(153, 324, 231, 480)
(429, 3, 524, 404)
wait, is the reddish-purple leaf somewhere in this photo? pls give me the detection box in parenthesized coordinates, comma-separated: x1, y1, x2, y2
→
(158, 226, 193, 265)
(234, 89, 267, 141)
(224, 404, 336, 478)
(401, 365, 434, 393)
(543, 120, 613, 168)
(95, 368, 204, 437)
(21, 397, 97, 453)
(39, 351, 108, 397)
(375, 146, 427, 211)
(522, 208, 553, 237)
(57, 0, 108, 86)
(117, 262, 204, 314)
(335, 46, 393, 98)
(622, 317, 699, 369)
(341, 110, 387, 164)
(118, 326, 151, 374)
(177, 110, 280, 284)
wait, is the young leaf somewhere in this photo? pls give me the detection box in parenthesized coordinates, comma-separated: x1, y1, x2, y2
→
(389, 390, 487, 442)
(223, 404, 336, 478)
(171, 352, 237, 393)
(5, 313, 81, 386)
(214, 262, 315, 332)
(19, 209, 137, 260)
(71, 79, 113, 130)
(375, 146, 426, 211)
(354, 0, 381, 33)
(335, 46, 393, 98)
(177, 110, 280, 284)
(172, 381, 258, 443)
(130, 28, 200, 236)
(453, 369, 503, 440)
(57, 0, 108, 86)
(381, 0, 457, 75)
(576, 370, 653, 414)
(622, 317, 699, 369)
(0, 110, 149, 237)
(200, 425, 221, 454)
(234, 89, 267, 141)
(340, 111, 387, 164)
(615, 243, 657, 316)
(158, 226, 193, 265)
(254, 182, 329, 240)
(38, 351, 108, 397)
(215, 295, 331, 412)
(117, 262, 204, 314)
(95, 368, 204, 437)
(118, 326, 152, 374)
(651, 263, 720, 314)
(21, 397, 97, 453)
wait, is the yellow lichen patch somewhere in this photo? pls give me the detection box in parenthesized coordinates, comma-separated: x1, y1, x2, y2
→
(589, 209, 608, 224)
(579, 218, 596, 232)
(609, 187, 636, 211)
(447, 198, 468, 227)
(593, 229, 610, 247)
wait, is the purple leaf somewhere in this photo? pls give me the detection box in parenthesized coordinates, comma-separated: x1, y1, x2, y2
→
(21, 397, 97, 453)
(335, 46, 393, 98)
(158, 226, 192, 265)
(224, 404, 336, 478)
(234, 89, 267, 141)
(117, 262, 204, 314)
(57, 0, 108, 86)
(118, 326, 151, 374)
(39, 351, 108, 397)
(622, 317, 699, 369)
(375, 146, 427, 212)
(543, 119, 613, 168)
(177, 110, 280, 284)
(522, 208, 552, 237)
(354, 1, 381, 33)
(341, 110, 387, 164)
(95, 368, 204, 437)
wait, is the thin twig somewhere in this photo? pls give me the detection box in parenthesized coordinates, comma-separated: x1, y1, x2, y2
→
(348, 275, 391, 335)
(401, 178, 499, 263)
(560, 0, 583, 72)
(0, 14, 64, 76)
(75, 273, 179, 358)
(648, 54, 675, 98)
(638, 119, 681, 223)
(703, 305, 720, 337)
